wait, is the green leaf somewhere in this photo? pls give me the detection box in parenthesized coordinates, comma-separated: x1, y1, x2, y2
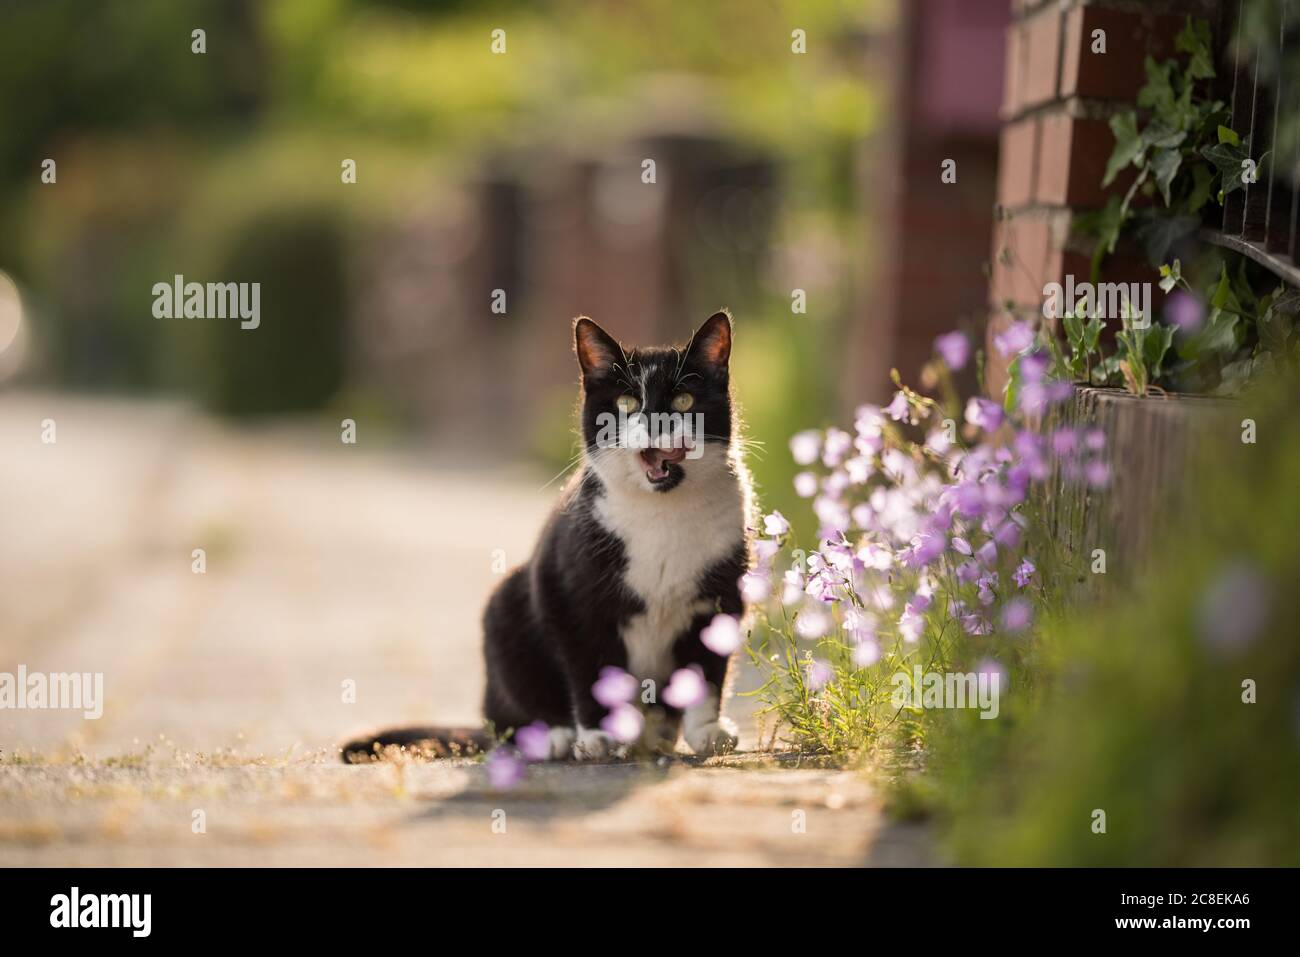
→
(1003, 353, 1022, 414)
(1217, 125, 1241, 146)
(1184, 163, 1214, 213)
(1175, 17, 1216, 80)
(1143, 323, 1176, 379)
(1083, 316, 1104, 353)
(1180, 309, 1241, 360)
(1200, 141, 1250, 199)
(1150, 146, 1183, 205)
(1137, 57, 1176, 115)
(1103, 111, 1143, 187)
(1257, 303, 1295, 356)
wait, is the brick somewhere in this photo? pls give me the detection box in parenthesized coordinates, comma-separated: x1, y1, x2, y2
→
(1020, 4, 1062, 109)
(1001, 20, 1025, 118)
(996, 117, 1039, 209)
(989, 213, 1051, 309)
(1060, 5, 1186, 102)
(1036, 111, 1129, 206)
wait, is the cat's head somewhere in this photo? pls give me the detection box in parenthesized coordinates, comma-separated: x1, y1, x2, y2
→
(574, 311, 734, 495)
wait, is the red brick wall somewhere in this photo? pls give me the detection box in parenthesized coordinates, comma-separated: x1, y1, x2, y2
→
(986, 0, 1213, 397)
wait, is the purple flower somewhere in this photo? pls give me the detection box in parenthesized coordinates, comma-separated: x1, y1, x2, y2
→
(976, 657, 1007, 690)
(976, 539, 998, 567)
(1165, 290, 1206, 333)
(601, 703, 644, 744)
(993, 521, 1021, 550)
(592, 666, 638, 708)
(994, 320, 1035, 357)
(794, 471, 818, 498)
(1000, 597, 1033, 633)
(934, 331, 971, 370)
(781, 568, 805, 605)
(487, 748, 525, 790)
(1197, 561, 1273, 656)
(1013, 558, 1036, 588)
(805, 658, 832, 690)
(853, 639, 881, 668)
(885, 391, 911, 423)
(952, 536, 973, 556)
(753, 538, 780, 566)
(796, 604, 831, 638)
(790, 430, 822, 466)
(1046, 380, 1074, 404)
(701, 613, 743, 655)
(822, 428, 852, 467)
(962, 614, 992, 636)
(898, 606, 926, 643)
(663, 667, 709, 709)
(763, 511, 791, 536)
(739, 571, 771, 603)
(965, 397, 1004, 433)
(1084, 459, 1110, 488)
(951, 481, 986, 519)
(903, 532, 946, 569)
(1020, 350, 1050, 383)
(514, 721, 552, 763)
(957, 560, 982, 584)
(1051, 428, 1078, 457)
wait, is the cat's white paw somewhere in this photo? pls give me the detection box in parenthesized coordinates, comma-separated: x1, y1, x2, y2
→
(685, 717, 738, 755)
(546, 727, 576, 760)
(573, 728, 617, 761)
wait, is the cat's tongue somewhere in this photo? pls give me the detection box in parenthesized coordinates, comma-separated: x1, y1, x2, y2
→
(640, 447, 687, 481)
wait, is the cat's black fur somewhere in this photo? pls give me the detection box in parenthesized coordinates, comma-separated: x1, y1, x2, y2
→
(343, 311, 749, 762)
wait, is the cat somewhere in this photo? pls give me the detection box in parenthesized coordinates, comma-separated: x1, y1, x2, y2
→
(342, 310, 753, 762)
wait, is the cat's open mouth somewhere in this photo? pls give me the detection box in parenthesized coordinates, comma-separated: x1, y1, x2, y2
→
(640, 447, 687, 484)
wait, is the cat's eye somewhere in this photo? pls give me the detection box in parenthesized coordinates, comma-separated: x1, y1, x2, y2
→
(671, 392, 694, 412)
(616, 394, 640, 414)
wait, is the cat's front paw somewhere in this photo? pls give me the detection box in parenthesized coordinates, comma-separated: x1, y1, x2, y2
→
(685, 717, 738, 756)
(573, 728, 618, 761)
(546, 726, 576, 760)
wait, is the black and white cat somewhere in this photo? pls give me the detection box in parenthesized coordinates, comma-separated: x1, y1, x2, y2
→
(343, 311, 753, 762)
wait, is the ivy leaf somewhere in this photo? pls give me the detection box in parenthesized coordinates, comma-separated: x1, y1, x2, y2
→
(1104, 111, 1143, 186)
(1134, 210, 1198, 266)
(1180, 308, 1241, 360)
(1137, 57, 1176, 115)
(1257, 300, 1296, 356)
(1143, 323, 1176, 379)
(1184, 163, 1214, 213)
(1217, 125, 1241, 146)
(1143, 119, 1187, 150)
(1214, 357, 1255, 395)
(1201, 141, 1250, 199)
(1175, 16, 1216, 80)
(1150, 146, 1183, 204)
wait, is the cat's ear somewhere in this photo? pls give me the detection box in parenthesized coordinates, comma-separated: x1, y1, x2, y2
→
(573, 316, 623, 379)
(689, 310, 732, 372)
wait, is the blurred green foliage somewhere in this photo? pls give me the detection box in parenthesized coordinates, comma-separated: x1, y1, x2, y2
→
(929, 376, 1300, 865)
(1, 0, 883, 520)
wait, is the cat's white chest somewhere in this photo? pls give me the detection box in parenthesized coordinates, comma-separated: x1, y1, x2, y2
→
(592, 465, 745, 681)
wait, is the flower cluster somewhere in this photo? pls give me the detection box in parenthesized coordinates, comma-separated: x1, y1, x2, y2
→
(746, 328, 1108, 750)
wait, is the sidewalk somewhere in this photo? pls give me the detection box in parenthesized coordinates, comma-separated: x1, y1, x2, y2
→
(0, 394, 938, 866)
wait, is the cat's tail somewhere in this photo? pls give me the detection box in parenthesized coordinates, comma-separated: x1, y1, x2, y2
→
(340, 725, 495, 763)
